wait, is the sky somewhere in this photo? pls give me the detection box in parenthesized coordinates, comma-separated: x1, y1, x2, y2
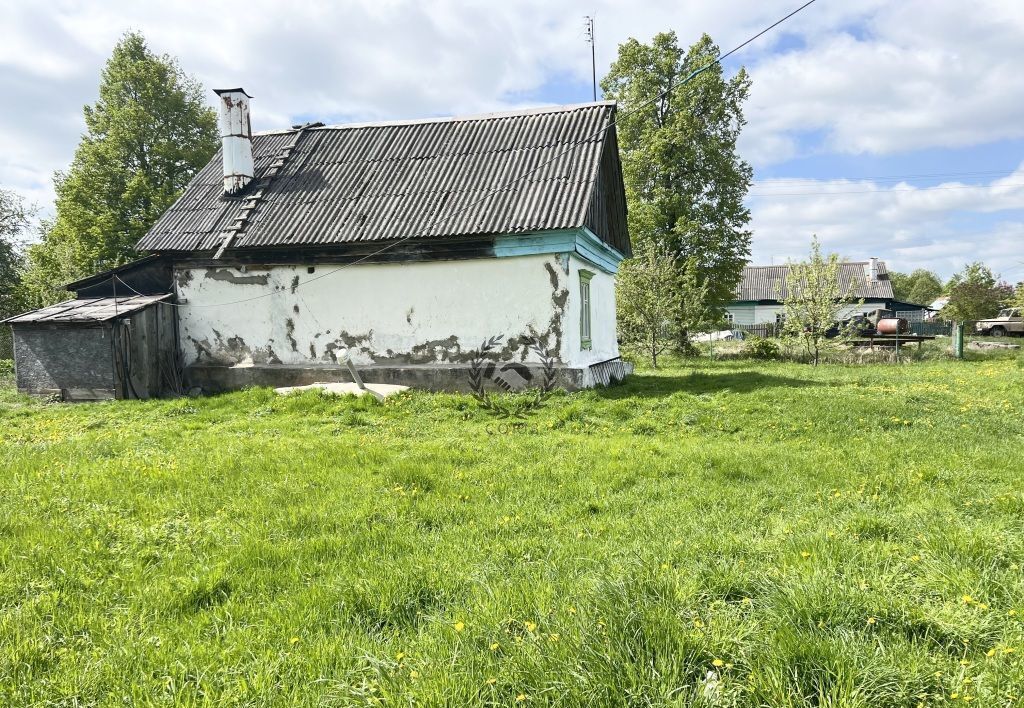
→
(1, 0, 1023, 281)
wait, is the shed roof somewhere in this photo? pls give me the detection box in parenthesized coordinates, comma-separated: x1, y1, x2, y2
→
(136, 101, 630, 257)
(2, 295, 172, 324)
(735, 262, 895, 301)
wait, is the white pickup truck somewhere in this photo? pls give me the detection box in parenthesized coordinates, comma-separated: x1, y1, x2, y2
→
(975, 308, 1023, 337)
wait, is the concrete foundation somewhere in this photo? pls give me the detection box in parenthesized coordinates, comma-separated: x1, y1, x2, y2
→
(185, 359, 632, 394)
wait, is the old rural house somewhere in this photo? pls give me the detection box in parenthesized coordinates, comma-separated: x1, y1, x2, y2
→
(4, 90, 632, 399)
(724, 259, 929, 327)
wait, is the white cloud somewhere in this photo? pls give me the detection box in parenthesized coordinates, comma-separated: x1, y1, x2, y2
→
(748, 167, 1024, 277)
(1, 0, 1023, 276)
(741, 1, 1024, 162)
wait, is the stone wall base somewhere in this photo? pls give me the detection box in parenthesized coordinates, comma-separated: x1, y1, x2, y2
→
(185, 359, 633, 394)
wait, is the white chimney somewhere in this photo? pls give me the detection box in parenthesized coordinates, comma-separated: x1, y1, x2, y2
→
(868, 257, 879, 282)
(214, 88, 254, 194)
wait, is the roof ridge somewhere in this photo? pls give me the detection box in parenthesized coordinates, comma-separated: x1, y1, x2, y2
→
(253, 101, 616, 136)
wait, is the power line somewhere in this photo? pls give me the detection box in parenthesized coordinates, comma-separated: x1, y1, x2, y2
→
(116, 0, 821, 309)
(748, 181, 1024, 198)
(753, 168, 1021, 186)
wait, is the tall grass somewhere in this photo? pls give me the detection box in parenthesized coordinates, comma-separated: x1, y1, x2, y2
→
(0, 359, 1022, 705)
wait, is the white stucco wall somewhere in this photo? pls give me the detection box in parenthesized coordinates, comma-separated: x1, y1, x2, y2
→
(174, 254, 620, 370)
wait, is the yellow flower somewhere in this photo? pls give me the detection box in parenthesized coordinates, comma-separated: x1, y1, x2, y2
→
(962, 594, 974, 604)
(396, 652, 405, 661)
(712, 659, 724, 667)
(525, 621, 537, 633)
(489, 642, 500, 652)
(548, 633, 560, 643)
(910, 555, 921, 562)
(516, 694, 527, 702)
(867, 617, 876, 625)
(568, 606, 577, 614)
(951, 693, 959, 699)
(986, 648, 996, 657)
(289, 636, 300, 645)
(486, 677, 497, 685)
(660, 562, 670, 570)
(454, 621, 465, 633)
(1003, 647, 1016, 654)
(410, 670, 419, 679)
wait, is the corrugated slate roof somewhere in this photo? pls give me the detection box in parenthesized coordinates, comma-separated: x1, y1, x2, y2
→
(2, 295, 172, 324)
(735, 262, 895, 301)
(137, 102, 629, 255)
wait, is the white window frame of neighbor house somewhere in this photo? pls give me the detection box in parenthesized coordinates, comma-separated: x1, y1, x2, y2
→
(579, 270, 594, 350)
(725, 311, 735, 325)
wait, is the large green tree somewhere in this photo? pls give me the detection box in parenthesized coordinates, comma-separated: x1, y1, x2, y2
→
(603, 32, 752, 344)
(25, 31, 217, 304)
(889, 268, 943, 305)
(941, 262, 1012, 321)
(1, 188, 33, 357)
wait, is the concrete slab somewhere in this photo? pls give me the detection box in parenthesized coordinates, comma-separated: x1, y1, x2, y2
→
(274, 382, 409, 398)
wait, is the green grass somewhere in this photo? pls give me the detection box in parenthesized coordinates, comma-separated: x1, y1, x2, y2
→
(1, 358, 1023, 706)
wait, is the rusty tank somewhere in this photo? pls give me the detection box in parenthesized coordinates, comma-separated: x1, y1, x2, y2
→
(875, 318, 910, 335)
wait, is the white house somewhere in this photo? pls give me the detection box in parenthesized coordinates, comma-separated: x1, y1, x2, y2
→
(5, 89, 632, 398)
(724, 260, 908, 328)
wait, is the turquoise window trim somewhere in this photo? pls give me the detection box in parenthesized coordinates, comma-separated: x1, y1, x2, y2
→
(493, 228, 626, 274)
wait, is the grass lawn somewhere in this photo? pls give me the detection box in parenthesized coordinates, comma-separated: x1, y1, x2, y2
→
(1, 356, 1023, 706)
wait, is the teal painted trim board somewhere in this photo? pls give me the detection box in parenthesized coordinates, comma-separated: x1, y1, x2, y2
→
(493, 228, 626, 274)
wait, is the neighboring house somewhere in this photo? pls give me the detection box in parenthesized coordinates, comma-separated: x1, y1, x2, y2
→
(725, 259, 930, 327)
(4, 90, 632, 399)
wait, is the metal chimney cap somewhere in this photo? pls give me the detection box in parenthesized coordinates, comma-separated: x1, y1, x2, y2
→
(213, 87, 253, 98)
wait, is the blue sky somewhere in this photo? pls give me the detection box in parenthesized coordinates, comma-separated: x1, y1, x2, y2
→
(1, 0, 1022, 281)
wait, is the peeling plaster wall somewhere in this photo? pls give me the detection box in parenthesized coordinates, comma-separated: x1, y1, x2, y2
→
(174, 255, 619, 369)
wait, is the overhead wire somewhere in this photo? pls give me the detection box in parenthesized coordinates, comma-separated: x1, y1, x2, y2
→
(109, 0, 820, 309)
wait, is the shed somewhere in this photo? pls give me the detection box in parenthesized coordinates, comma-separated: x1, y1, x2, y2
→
(2, 294, 176, 401)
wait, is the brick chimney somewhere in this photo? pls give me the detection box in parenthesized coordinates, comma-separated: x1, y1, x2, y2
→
(213, 88, 254, 194)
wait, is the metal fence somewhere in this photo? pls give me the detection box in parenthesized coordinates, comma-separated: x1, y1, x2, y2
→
(733, 323, 781, 339)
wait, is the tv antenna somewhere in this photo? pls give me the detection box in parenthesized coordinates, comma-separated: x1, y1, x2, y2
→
(584, 15, 597, 101)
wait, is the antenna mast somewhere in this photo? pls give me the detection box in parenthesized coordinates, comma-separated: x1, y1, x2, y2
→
(584, 15, 596, 101)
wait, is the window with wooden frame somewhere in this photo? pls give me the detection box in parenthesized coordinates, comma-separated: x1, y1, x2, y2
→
(579, 270, 593, 350)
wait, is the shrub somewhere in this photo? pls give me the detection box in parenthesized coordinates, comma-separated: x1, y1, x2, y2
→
(0, 359, 13, 378)
(741, 336, 780, 360)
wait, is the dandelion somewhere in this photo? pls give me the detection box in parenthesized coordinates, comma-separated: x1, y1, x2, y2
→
(1003, 647, 1016, 654)
(986, 648, 996, 657)
(660, 562, 670, 570)
(867, 617, 877, 625)
(396, 652, 406, 661)
(568, 606, 577, 614)
(289, 637, 300, 645)
(516, 694, 527, 702)
(712, 659, 724, 667)
(525, 621, 537, 633)
(410, 670, 420, 680)
(801, 551, 811, 559)
(962, 594, 974, 604)
(486, 677, 497, 685)
(489, 642, 500, 652)
(454, 621, 465, 633)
